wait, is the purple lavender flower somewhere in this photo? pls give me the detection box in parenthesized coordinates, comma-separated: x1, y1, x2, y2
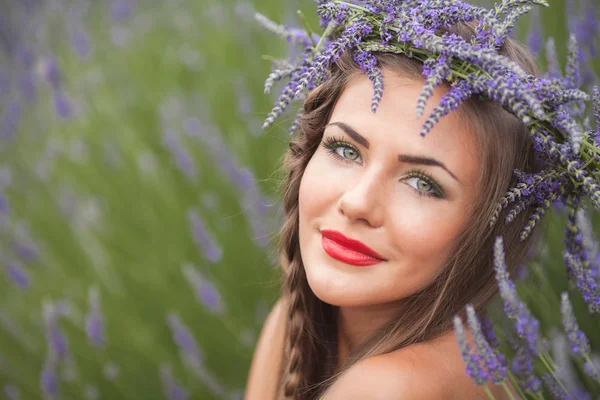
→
(162, 128, 199, 181)
(41, 353, 59, 398)
(453, 315, 490, 385)
(527, 8, 543, 57)
(109, 0, 136, 22)
(542, 373, 567, 400)
(166, 312, 204, 374)
(1, 100, 22, 141)
(53, 89, 74, 119)
(0, 190, 9, 216)
(43, 57, 62, 89)
(353, 49, 384, 113)
(480, 314, 502, 351)
(563, 205, 600, 313)
(159, 364, 190, 400)
(466, 305, 508, 383)
(561, 292, 591, 357)
(546, 37, 562, 79)
(420, 78, 474, 137)
(71, 30, 93, 59)
(85, 287, 107, 348)
(584, 360, 600, 380)
(416, 56, 452, 118)
(565, 35, 582, 90)
(187, 209, 223, 264)
(510, 340, 543, 395)
(43, 302, 70, 360)
(5, 260, 30, 289)
(494, 237, 544, 355)
(182, 263, 226, 315)
(255, 13, 318, 47)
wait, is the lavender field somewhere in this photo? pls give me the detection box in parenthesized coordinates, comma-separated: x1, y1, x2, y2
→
(0, 0, 599, 399)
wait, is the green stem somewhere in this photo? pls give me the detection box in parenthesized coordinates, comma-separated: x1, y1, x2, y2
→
(297, 10, 317, 48)
(500, 381, 517, 400)
(539, 352, 568, 395)
(484, 384, 497, 400)
(316, 21, 338, 52)
(508, 371, 527, 400)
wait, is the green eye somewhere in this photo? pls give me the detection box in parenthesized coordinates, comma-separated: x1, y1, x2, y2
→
(339, 147, 360, 161)
(403, 171, 446, 200)
(416, 179, 432, 192)
(322, 136, 363, 164)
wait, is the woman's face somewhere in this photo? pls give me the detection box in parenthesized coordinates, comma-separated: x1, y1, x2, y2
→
(298, 69, 481, 308)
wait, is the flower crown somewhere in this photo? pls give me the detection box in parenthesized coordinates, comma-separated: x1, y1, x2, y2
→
(256, 0, 600, 313)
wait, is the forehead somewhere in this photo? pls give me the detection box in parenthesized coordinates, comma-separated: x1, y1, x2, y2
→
(329, 69, 480, 177)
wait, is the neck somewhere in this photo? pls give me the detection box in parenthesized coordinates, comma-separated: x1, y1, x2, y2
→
(335, 300, 404, 369)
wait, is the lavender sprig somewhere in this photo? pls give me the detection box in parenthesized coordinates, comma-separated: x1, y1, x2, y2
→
(561, 292, 600, 382)
(466, 305, 509, 384)
(453, 315, 491, 386)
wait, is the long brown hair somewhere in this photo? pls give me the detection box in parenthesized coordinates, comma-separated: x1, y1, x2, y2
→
(274, 21, 543, 399)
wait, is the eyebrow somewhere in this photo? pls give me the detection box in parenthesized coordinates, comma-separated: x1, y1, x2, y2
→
(326, 121, 461, 184)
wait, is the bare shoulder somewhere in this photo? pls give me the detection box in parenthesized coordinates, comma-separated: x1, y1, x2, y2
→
(245, 297, 287, 400)
(323, 352, 452, 400)
(324, 331, 509, 400)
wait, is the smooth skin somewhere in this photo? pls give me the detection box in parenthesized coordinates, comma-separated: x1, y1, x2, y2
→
(246, 70, 515, 399)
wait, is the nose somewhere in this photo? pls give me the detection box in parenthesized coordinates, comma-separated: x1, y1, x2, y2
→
(337, 170, 386, 228)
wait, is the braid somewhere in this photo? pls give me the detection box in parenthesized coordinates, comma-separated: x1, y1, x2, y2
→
(282, 254, 312, 398)
(274, 73, 346, 400)
(278, 169, 316, 399)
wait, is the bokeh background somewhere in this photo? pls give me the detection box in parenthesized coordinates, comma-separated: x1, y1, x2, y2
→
(0, 0, 598, 399)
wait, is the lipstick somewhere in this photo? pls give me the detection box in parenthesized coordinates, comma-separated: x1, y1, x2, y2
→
(320, 229, 386, 267)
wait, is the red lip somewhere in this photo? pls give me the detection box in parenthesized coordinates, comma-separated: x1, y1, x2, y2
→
(321, 229, 386, 266)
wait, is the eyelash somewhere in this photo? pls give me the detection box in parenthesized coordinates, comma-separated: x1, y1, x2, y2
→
(321, 136, 447, 200)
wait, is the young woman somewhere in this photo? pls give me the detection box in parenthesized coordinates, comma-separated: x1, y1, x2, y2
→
(246, 19, 544, 400)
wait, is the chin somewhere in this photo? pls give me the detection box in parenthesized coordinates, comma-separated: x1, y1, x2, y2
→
(303, 259, 383, 308)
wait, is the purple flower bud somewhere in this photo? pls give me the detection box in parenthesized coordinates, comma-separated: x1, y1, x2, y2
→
(72, 30, 93, 59)
(511, 341, 542, 395)
(453, 315, 490, 385)
(43, 57, 62, 89)
(109, 0, 136, 22)
(5, 260, 30, 289)
(583, 359, 600, 380)
(0, 190, 9, 216)
(353, 49, 385, 113)
(182, 263, 226, 315)
(53, 89, 74, 119)
(43, 302, 70, 360)
(41, 353, 59, 398)
(561, 292, 591, 357)
(159, 364, 190, 400)
(466, 305, 508, 383)
(85, 287, 107, 348)
(255, 13, 317, 47)
(1, 100, 22, 141)
(527, 8, 543, 57)
(542, 373, 567, 400)
(166, 312, 204, 374)
(163, 128, 199, 181)
(187, 209, 223, 264)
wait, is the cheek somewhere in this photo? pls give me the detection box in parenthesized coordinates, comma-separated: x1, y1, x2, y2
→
(389, 202, 468, 266)
(298, 152, 341, 221)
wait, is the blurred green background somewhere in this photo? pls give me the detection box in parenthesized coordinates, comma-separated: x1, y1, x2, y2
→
(0, 0, 598, 399)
